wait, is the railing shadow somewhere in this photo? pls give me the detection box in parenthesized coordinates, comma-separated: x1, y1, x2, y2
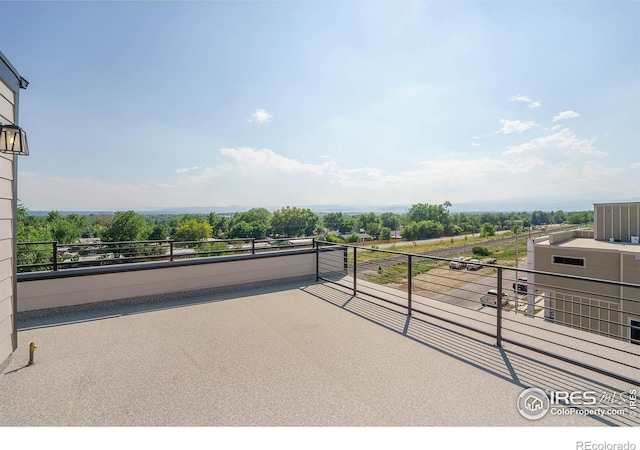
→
(301, 281, 640, 427)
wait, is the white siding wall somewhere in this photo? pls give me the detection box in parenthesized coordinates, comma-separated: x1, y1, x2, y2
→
(0, 78, 15, 366)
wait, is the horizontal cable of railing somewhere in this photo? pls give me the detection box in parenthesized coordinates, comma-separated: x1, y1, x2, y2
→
(18, 238, 315, 272)
(314, 240, 640, 386)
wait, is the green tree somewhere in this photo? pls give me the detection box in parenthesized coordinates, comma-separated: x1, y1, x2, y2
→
(380, 227, 392, 240)
(16, 204, 54, 271)
(366, 222, 381, 236)
(551, 210, 566, 224)
(402, 220, 444, 240)
(567, 211, 593, 224)
(16, 225, 54, 272)
(234, 208, 272, 225)
(271, 207, 319, 237)
(480, 222, 496, 237)
(452, 212, 480, 234)
(45, 211, 88, 244)
(478, 212, 502, 228)
(345, 233, 361, 243)
(339, 216, 357, 234)
(228, 220, 269, 239)
(229, 208, 271, 238)
(380, 212, 402, 230)
(407, 201, 453, 234)
(472, 246, 491, 257)
(531, 210, 550, 225)
(208, 213, 230, 238)
(149, 224, 170, 240)
(103, 211, 152, 242)
(322, 233, 344, 243)
(357, 212, 379, 230)
(173, 219, 212, 242)
(322, 212, 345, 232)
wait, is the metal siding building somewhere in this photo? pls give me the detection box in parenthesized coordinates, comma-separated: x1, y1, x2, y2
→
(533, 203, 640, 343)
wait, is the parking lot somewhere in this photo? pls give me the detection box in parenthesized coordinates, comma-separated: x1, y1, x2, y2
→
(386, 262, 544, 314)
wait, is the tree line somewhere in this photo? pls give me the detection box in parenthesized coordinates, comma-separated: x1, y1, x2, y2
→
(16, 202, 594, 245)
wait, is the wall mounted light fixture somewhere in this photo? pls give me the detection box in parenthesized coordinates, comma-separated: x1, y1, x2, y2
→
(0, 123, 29, 156)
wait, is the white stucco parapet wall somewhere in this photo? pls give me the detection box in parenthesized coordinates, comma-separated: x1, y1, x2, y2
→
(17, 251, 316, 312)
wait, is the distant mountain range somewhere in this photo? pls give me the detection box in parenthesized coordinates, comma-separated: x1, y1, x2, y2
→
(28, 197, 640, 216)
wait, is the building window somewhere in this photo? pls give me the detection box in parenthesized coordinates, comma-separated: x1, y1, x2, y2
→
(553, 256, 585, 267)
(631, 319, 640, 345)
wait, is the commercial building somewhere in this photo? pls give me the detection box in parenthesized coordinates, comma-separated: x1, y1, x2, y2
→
(531, 202, 640, 344)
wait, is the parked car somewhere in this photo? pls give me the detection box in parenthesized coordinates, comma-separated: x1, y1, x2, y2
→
(513, 277, 528, 294)
(466, 259, 482, 271)
(481, 289, 510, 307)
(449, 258, 465, 269)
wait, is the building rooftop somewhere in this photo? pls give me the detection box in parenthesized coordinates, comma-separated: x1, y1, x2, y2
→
(538, 236, 640, 253)
(1, 279, 637, 428)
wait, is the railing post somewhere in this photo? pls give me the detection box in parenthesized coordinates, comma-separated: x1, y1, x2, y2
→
(251, 239, 255, 255)
(353, 246, 357, 296)
(170, 240, 174, 261)
(343, 246, 348, 273)
(496, 266, 503, 348)
(315, 242, 319, 281)
(52, 241, 58, 271)
(407, 255, 412, 316)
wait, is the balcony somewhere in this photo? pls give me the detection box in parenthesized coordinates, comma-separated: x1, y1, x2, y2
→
(2, 241, 639, 429)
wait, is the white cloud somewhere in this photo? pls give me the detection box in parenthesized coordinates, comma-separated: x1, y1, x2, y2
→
(509, 95, 540, 109)
(332, 167, 400, 189)
(504, 128, 605, 156)
(506, 156, 545, 174)
(553, 110, 580, 122)
(218, 147, 335, 176)
(18, 144, 633, 210)
(175, 166, 199, 174)
(497, 119, 537, 134)
(509, 95, 531, 103)
(470, 141, 480, 147)
(249, 109, 273, 124)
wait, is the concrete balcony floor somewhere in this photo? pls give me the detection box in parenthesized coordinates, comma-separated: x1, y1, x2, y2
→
(1, 279, 637, 427)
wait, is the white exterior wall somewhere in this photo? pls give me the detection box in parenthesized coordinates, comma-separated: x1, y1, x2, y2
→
(0, 77, 15, 365)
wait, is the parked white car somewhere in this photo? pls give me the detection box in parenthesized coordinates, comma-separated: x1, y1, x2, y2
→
(481, 289, 510, 307)
(466, 259, 482, 271)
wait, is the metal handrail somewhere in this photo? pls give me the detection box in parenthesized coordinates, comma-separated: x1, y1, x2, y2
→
(315, 240, 640, 386)
(17, 237, 316, 272)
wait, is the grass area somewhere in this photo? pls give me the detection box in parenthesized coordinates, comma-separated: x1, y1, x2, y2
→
(364, 258, 434, 285)
(350, 232, 530, 286)
(355, 232, 528, 266)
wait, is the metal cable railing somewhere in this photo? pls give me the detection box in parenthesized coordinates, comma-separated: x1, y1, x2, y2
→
(315, 240, 640, 386)
(18, 237, 315, 272)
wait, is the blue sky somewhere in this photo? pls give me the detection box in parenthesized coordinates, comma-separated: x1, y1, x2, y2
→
(2, 1, 639, 212)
